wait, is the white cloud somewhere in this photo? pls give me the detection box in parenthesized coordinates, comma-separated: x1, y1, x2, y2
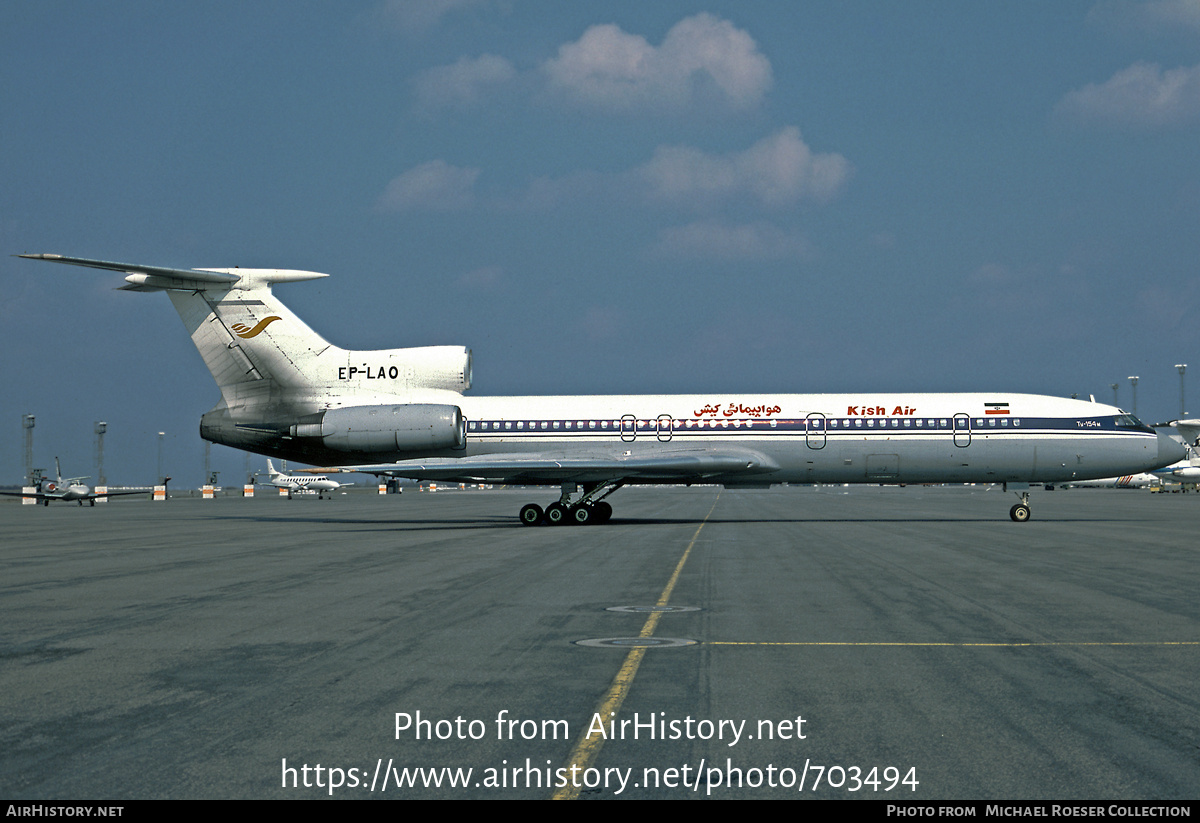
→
(379, 0, 490, 33)
(580, 306, 625, 342)
(1087, 0, 1200, 35)
(541, 13, 771, 112)
(1056, 61, 1200, 127)
(653, 220, 810, 261)
(414, 54, 516, 110)
(456, 266, 504, 290)
(638, 127, 851, 207)
(378, 160, 480, 211)
(968, 263, 1019, 287)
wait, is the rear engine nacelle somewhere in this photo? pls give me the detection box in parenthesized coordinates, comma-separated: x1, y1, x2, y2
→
(291, 404, 465, 452)
(343, 346, 472, 393)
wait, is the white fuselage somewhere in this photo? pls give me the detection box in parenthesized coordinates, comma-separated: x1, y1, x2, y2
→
(270, 475, 340, 491)
(420, 392, 1162, 485)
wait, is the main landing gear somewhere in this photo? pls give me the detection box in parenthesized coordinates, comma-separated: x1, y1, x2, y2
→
(519, 481, 622, 526)
(1009, 491, 1032, 522)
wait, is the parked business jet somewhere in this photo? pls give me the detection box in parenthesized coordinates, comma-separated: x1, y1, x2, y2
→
(18, 254, 1186, 523)
(265, 459, 349, 499)
(0, 458, 148, 506)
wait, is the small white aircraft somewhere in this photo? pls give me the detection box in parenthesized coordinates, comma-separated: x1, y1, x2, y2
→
(1064, 474, 1161, 489)
(1148, 419, 1200, 485)
(18, 254, 1187, 524)
(0, 458, 148, 506)
(264, 459, 350, 499)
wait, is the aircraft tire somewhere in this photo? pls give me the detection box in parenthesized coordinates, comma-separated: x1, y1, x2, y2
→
(571, 505, 592, 525)
(594, 501, 613, 523)
(545, 502, 569, 525)
(519, 503, 544, 526)
(1009, 504, 1031, 522)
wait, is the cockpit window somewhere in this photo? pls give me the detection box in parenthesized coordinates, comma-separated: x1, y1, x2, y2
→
(1115, 414, 1143, 428)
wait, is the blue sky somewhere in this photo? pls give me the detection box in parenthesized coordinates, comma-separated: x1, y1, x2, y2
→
(2, 1, 1198, 485)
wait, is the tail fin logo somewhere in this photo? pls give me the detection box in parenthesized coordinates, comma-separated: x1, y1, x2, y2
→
(231, 316, 281, 338)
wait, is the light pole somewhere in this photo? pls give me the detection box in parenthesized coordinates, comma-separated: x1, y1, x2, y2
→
(94, 421, 107, 486)
(1127, 376, 1139, 418)
(157, 432, 165, 485)
(1110, 383, 1119, 407)
(1176, 364, 1187, 418)
(23, 414, 35, 486)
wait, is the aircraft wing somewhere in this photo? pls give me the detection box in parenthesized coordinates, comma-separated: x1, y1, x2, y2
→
(1170, 419, 1200, 449)
(340, 449, 779, 484)
(0, 489, 150, 501)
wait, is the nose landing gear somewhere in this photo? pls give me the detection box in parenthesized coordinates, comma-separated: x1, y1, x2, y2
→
(1009, 491, 1032, 522)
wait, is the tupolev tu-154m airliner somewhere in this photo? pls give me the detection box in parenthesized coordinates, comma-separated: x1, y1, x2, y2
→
(18, 254, 1185, 524)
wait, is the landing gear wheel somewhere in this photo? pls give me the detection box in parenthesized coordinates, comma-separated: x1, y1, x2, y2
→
(571, 505, 592, 525)
(1009, 504, 1031, 522)
(594, 501, 613, 523)
(519, 503, 544, 526)
(545, 502, 569, 525)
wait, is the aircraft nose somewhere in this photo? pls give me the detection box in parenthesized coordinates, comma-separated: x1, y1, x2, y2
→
(1156, 430, 1187, 467)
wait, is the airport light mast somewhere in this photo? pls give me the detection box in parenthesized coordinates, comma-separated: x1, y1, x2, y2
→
(1127, 376, 1139, 418)
(1110, 383, 1119, 407)
(23, 414, 35, 486)
(94, 421, 107, 486)
(1176, 364, 1187, 418)
(157, 431, 165, 486)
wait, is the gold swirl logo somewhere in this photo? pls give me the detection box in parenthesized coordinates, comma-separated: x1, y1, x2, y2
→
(231, 316, 281, 338)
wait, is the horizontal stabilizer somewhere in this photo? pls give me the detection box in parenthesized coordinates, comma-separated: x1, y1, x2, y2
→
(17, 254, 329, 292)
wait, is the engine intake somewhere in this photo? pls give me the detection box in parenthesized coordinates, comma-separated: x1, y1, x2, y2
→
(291, 404, 465, 452)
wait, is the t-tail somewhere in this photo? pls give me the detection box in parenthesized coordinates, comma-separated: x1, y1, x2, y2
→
(19, 255, 472, 462)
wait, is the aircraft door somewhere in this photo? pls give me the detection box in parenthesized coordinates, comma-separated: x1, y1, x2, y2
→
(953, 413, 971, 448)
(621, 414, 636, 442)
(806, 413, 827, 449)
(657, 414, 673, 442)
